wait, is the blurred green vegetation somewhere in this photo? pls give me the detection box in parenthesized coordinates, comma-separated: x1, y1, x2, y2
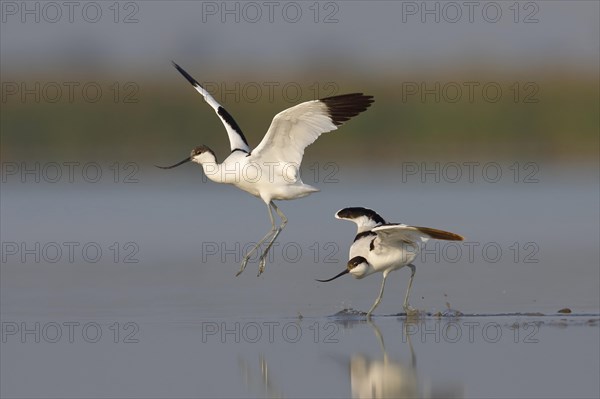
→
(1, 74, 598, 163)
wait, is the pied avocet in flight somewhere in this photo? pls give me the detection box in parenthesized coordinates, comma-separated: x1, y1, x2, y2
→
(157, 63, 374, 276)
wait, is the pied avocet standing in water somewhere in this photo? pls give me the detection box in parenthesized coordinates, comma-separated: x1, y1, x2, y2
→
(317, 207, 464, 317)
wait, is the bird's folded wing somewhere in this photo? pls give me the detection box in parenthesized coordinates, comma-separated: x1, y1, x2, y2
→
(172, 62, 250, 153)
(252, 93, 373, 165)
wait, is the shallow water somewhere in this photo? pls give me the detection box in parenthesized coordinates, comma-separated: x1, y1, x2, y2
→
(1, 164, 599, 397)
(1, 312, 598, 398)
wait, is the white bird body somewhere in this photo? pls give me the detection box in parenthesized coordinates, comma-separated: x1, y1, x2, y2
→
(348, 229, 421, 279)
(318, 207, 464, 317)
(158, 63, 373, 275)
(194, 149, 319, 201)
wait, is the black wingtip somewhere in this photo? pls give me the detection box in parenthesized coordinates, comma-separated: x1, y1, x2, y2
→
(320, 93, 374, 126)
(172, 61, 201, 87)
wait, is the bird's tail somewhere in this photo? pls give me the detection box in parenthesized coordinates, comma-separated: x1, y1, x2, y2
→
(302, 184, 320, 194)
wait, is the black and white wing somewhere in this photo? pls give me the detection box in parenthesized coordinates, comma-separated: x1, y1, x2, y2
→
(172, 62, 250, 153)
(252, 93, 374, 166)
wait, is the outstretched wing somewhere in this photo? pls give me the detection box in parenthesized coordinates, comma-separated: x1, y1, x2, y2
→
(252, 93, 373, 166)
(372, 224, 464, 247)
(172, 62, 250, 153)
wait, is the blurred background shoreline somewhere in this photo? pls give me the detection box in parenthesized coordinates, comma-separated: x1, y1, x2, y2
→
(2, 1, 598, 164)
(2, 73, 598, 163)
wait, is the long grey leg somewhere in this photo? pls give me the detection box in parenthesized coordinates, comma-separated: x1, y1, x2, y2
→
(367, 272, 388, 319)
(237, 203, 277, 276)
(403, 264, 417, 314)
(256, 202, 288, 275)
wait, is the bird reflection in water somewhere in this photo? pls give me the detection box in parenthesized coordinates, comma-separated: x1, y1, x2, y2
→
(237, 321, 463, 398)
(238, 354, 283, 399)
(349, 320, 463, 399)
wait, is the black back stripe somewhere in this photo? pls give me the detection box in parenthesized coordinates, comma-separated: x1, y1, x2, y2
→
(354, 231, 377, 242)
(369, 237, 376, 251)
(172, 62, 250, 149)
(231, 148, 249, 154)
(217, 107, 249, 147)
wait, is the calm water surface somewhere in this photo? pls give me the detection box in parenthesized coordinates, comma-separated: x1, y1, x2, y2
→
(1, 164, 598, 398)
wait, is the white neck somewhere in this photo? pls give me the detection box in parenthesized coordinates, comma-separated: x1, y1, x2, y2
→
(353, 216, 383, 234)
(191, 151, 224, 184)
(200, 161, 224, 183)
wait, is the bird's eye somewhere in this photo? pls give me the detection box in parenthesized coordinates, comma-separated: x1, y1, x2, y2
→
(348, 257, 366, 270)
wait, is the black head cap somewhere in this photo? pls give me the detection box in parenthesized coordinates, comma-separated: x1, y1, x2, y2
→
(348, 256, 368, 270)
(336, 207, 385, 225)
